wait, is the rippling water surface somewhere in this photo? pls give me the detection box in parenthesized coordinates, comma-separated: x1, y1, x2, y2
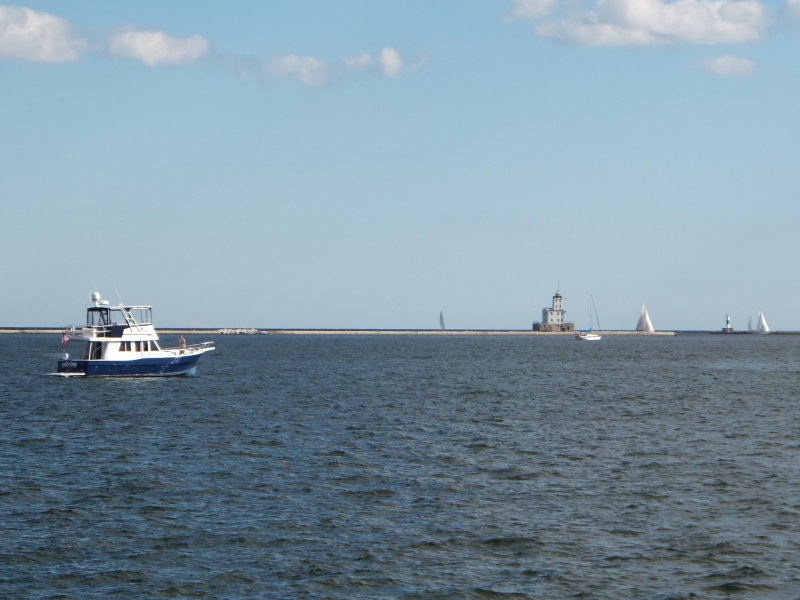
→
(2, 333, 800, 599)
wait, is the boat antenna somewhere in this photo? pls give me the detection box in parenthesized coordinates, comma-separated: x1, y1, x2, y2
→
(112, 281, 124, 306)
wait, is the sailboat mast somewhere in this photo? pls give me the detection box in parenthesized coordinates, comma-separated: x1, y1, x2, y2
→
(590, 294, 601, 331)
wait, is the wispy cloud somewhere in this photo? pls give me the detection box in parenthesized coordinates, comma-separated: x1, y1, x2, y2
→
(507, 0, 559, 20)
(0, 4, 424, 86)
(510, 0, 770, 46)
(0, 5, 86, 62)
(266, 48, 423, 85)
(266, 54, 329, 86)
(343, 48, 427, 79)
(695, 54, 757, 74)
(787, 0, 800, 18)
(108, 30, 210, 66)
(343, 52, 373, 70)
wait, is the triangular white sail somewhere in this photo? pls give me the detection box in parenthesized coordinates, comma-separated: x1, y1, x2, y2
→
(755, 311, 769, 334)
(636, 303, 655, 332)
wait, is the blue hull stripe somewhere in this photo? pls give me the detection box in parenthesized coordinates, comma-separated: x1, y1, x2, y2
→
(57, 354, 204, 377)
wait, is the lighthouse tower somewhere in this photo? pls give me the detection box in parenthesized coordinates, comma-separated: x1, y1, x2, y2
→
(722, 314, 734, 333)
(533, 291, 575, 332)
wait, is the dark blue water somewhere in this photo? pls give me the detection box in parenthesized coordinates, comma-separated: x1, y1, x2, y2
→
(2, 333, 800, 599)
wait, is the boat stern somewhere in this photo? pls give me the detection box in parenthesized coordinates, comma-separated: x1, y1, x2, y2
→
(57, 358, 87, 375)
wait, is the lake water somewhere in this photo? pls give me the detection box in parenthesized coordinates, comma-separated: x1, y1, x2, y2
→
(2, 333, 800, 599)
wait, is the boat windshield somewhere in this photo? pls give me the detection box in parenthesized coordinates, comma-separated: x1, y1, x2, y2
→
(87, 307, 110, 327)
(128, 308, 152, 325)
(86, 306, 152, 326)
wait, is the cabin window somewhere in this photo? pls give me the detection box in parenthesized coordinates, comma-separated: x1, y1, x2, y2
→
(142, 341, 149, 352)
(134, 342, 140, 352)
(87, 308, 110, 327)
(150, 341, 159, 351)
(120, 341, 130, 352)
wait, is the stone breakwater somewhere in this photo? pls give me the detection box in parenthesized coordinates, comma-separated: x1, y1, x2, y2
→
(213, 329, 678, 336)
(218, 328, 262, 335)
(0, 328, 679, 335)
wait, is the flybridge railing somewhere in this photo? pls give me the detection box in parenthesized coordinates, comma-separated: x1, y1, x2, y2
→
(166, 340, 214, 354)
(71, 320, 153, 338)
(67, 324, 116, 337)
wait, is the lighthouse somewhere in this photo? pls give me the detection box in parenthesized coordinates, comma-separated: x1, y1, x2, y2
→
(532, 291, 575, 332)
(722, 314, 734, 333)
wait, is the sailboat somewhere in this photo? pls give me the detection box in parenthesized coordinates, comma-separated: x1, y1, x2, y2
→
(636, 303, 655, 333)
(575, 295, 602, 341)
(755, 311, 769, 334)
(439, 311, 446, 331)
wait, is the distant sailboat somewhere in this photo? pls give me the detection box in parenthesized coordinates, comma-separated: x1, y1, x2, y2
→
(439, 311, 445, 331)
(575, 295, 602, 341)
(636, 303, 655, 333)
(755, 311, 769, 334)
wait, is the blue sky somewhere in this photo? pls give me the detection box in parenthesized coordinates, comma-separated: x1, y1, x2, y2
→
(2, 0, 799, 330)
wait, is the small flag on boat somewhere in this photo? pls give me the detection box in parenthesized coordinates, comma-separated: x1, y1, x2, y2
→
(61, 332, 71, 348)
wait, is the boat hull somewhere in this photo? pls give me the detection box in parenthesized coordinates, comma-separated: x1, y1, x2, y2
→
(57, 353, 206, 377)
(575, 333, 602, 341)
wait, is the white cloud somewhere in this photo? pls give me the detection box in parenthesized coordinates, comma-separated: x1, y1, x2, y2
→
(0, 5, 424, 86)
(695, 53, 757, 74)
(0, 5, 86, 62)
(507, 0, 559, 19)
(379, 48, 403, 77)
(787, 0, 800, 17)
(268, 54, 329, 86)
(516, 0, 769, 46)
(108, 29, 210, 66)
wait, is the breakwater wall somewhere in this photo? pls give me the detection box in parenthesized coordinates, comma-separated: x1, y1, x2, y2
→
(244, 329, 678, 336)
(2, 328, 679, 335)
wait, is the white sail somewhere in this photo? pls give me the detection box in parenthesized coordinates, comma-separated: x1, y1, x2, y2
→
(439, 311, 445, 331)
(755, 311, 769, 334)
(636, 303, 655, 332)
